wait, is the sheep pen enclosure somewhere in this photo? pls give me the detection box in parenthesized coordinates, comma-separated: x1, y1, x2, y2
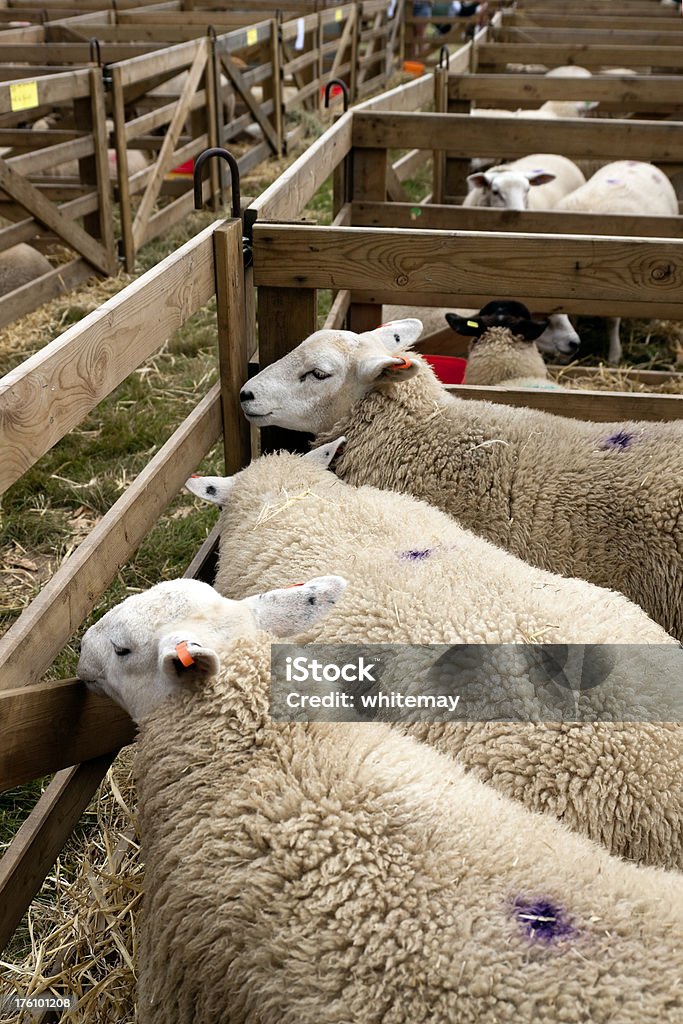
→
(2, 2, 683, 1020)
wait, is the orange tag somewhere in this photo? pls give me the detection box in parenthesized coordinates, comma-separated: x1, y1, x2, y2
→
(388, 357, 412, 371)
(175, 641, 195, 667)
(285, 582, 304, 588)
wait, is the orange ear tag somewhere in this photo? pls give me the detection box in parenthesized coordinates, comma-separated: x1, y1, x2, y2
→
(388, 357, 412, 372)
(175, 641, 195, 667)
(285, 582, 304, 588)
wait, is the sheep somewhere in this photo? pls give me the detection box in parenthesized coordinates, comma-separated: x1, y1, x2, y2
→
(78, 577, 683, 1024)
(186, 443, 683, 869)
(240, 320, 683, 640)
(383, 303, 581, 358)
(555, 161, 679, 363)
(445, 301, 563, 388)
(0, 243, 52, 296)
(464, 153, 586, 211)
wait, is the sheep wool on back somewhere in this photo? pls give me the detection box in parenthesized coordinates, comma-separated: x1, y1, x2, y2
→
(189, 451, 683, 870)
(318, 359, 683, 639)
(135, 633, 683, 1024)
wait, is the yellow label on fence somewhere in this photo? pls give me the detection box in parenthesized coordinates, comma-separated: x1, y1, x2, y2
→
(335, 7, 343, 20)
(247, 28, 258, 45)
(10, 80, 38, 112)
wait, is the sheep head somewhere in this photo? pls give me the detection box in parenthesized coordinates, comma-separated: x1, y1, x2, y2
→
(77, 575, 347, 721)
(239, 319, 423, 434)
(466, 167, 556, 211)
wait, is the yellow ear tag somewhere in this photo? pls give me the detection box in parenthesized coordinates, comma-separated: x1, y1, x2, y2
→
(467, 320, 479, 328)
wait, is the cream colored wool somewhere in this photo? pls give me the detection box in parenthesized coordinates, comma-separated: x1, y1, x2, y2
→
(463, 325, 561, 388)
(0, 243, 51, 296)
(198, 451, 683, 870)
(316, 358, 683, 640)
(134, 633, 683, 1024)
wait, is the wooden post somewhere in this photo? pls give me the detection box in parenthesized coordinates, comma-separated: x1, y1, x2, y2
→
(444, 94, 471, 204)
(214, 219, 251, 474)
(433, 65, 448, 204)
(349, 145, 386, 331)
(266, 19, 283, 156)
(204, 32, 222, 210)
(257, 286, 317, 453)
(111, 64, 134, 271)
(73, 70, 116, 274)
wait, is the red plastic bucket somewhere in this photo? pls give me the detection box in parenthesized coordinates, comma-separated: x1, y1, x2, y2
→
(422, 354, 467, 384)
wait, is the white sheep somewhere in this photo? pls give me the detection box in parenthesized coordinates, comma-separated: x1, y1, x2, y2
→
(464, 153, 586, 211)
(186, 443, 683, 868)
(0, 243, 52, 297)
(555, 161, 679, 362)
(240, 320, 683, 641)
(78, 577, 683, 1024)
(445, 301, 564, 388)
(383, 303, 581, 359)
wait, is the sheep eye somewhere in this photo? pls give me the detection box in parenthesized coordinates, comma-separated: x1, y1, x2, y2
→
(301, 368, 331, 382)
(111, 641, 131, 657)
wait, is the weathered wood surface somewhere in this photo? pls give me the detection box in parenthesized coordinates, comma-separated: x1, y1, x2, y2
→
(352, 111, 683, 164)
(445, 383, 683, 421)
(351, 201, 683, 239)
(475, 42, 683, 70)
(448, 72, 683, 112)
(0, 224, 217, 495)
(252, 224, 683, 318)
(504, 12, 683, 30)
(498, 28, 683, 47)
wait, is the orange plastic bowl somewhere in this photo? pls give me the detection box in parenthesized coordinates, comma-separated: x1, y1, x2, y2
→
(402, 60, 426, 76)
(422, 354, 467, 384)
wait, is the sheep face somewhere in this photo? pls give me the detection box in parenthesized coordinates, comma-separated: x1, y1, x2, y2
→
(536, 315, 581, 358)
(77, 575, 346, 721)
(466, 169, 556, 211)
(240, 319, 423, 434)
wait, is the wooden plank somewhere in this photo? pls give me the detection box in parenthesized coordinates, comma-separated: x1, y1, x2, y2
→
(0, 755, 119, 953)
(214, 219, 251, 473)
(108, 37, 202, 89)
(323, 287, 351, 329)
(476, 42, 683, 70)
(251, 224, 683, 318)
(219, 49, 279, 154)
(0, 383, 223, 693)
(507, 12, 683, 30)
(351, 201, 683, 239)
(132, 40, 207, 251)
(258, 286, 316, 454)
(246, 109, 352, 223)
(0, 67, 92, 113)
(448, 73, 683, 111)
(499, 27, 683, 47)
(352, 111, 683, 163)
(0, 258, 95, 329)
(0, 223, 217, 495)
(445, 383, 683, 421)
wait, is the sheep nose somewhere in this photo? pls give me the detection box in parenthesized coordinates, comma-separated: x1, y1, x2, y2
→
(240, 387, 254, 403)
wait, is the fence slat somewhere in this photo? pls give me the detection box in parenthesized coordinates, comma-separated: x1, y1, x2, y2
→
(0, 222, 217, 495)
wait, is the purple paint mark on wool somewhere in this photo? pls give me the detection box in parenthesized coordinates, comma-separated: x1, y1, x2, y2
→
(513, 897, 575, 943)
(602, 430, 633, 451)
(399, 548, 433, 561)
(606, 178, 620, 185)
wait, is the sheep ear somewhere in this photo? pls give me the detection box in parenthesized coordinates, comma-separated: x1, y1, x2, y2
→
(185, 475, 234, 507)
(361, 318, 424, 351)
(526, 171, 556, 187)
(303, 437, 346, 469)
(517, 319, 549, 342)
(158, 636, 220, 686)
(244, 575, 347, 637)
(357, 352, 420, 383)
(445, 313, 483, 336)
(467, 172, 489, 191)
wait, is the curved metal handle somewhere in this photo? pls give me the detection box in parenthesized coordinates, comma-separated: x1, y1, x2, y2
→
(438, 45, 450, 69)
(324, 78, 349, 112)
(89, 38, 102, 66)
(193, 147, 240, 217)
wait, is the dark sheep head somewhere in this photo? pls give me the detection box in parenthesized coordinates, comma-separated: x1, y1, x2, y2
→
(445, 301, 549, 343)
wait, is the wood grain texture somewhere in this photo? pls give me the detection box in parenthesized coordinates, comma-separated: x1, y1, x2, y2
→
(476, 41, 683, 70)
(0, 223, 217, 495)
(448, 72, 683, 111)
(351, 201, 683, 239)
(446, 383, 683, 421)
(214, 220, 251, 473)
(352, 111, 683, 163)
(252, 224, 683, 317)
